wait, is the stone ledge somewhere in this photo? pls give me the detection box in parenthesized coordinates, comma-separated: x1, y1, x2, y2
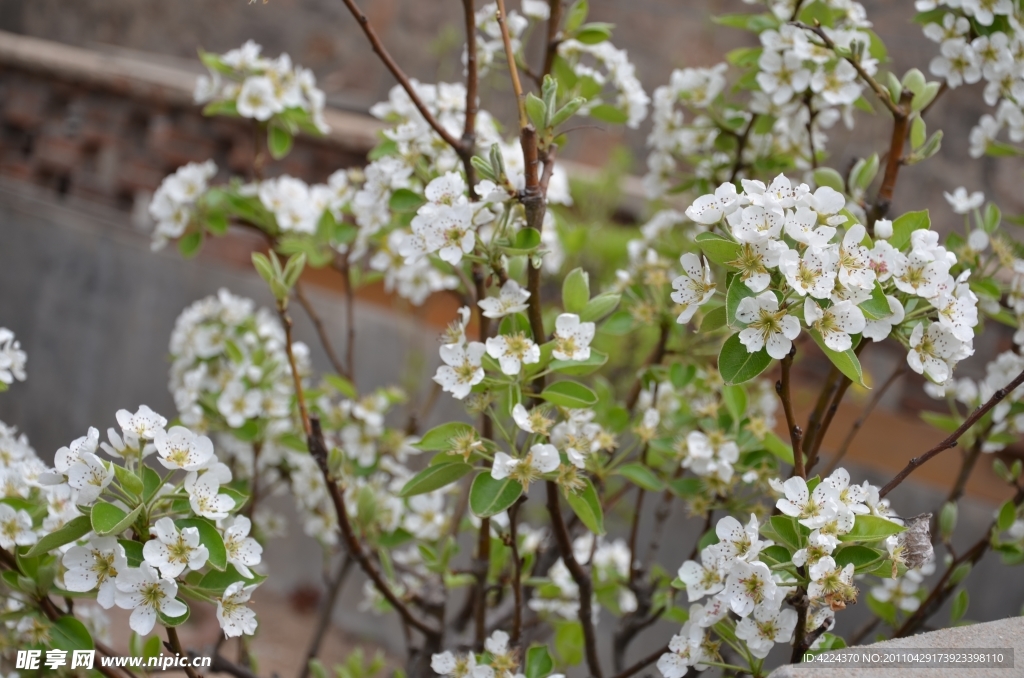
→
(769, 616, 1024, 678)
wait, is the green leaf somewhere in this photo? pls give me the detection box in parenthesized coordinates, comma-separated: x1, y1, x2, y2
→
(507, 227, 542, 254)
(325, 373, 358, 399)
(859, 281, 892, 320)
(588, 104, 628, 124)
(267, 124, 293, 160)
(575, 22, 613, 44)
(722, 384, 747, 424)
(867, 594, 898, 626)
(889, 210, 930, 250)
(695, 232, 741, 267)
(554, 620, 584, 665)
(562, 267, 591, 314)
(415, 422, 476, 451)
(142, 466, 163, 503)
(389, 188, 426, 213)
(469, 473, 523, 518)
(712, 12, 779, 32)
(669, 477, 703, 497)
(142, 634, 163, 661)
(24, 516, 92, 557)
(758, 544, 792, 566)
(762, 432, 794, 465)
(175, 517, 228, 571)
(399, 463, 473, 497)
(178, 231, 203, 258)
(525, 646, 555, 678)
(564, 0, 588, 33)
(700, 305, 728, 332)
(195, 566, 267, 594)
(159, 599, 190, 627)
(813, 167, 845, 193)
(950, 588, 969, 623)
(580, 293, 620, 322)
(982, 203, 1001, 233)
(565, 478, 604, 535)
(808, 329, 866, 387)
(833, 545, 883, 572)
(119, 539, 145, 567)
(997, 499, 1017, 532)
(939, 501, 957, 541)
(839, 515, 905, 542)
(617, 463, 664, 492)
(550, 349, 608, 376)
(113, 465, 144, 498)
(920, 411, 961, 432)
(526, 93, 547, 130)
(725, 276, 755, 328)
(91, 502, 142, 537)
(50, 616, 95, 653)
(539, 381, 598, 408)
(718, 333, 772, 385)
(768, 516, 804, 550)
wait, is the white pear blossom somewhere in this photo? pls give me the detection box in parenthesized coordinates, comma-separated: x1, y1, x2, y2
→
(0, 328, 27, 386)
(778, 246, 838, 299)
(776, 476, 838, 529)
(186, 471, 236, 520)
(478, 280, 531, 319)
(684, 183, 740, 224)
(221, 516, 263, 578)
(677, 546, 728, 603)
(217, 582, 259, 637)
(734, 206, 784, 243)
(804, 299, 866, 352)
(143, 517, 210, 579)
(0, 504, 36, 549)
(944, 187, 984, 214)
(155, 426, 215, 471)
(736, 292, 801, 359)
(657, 622, 710, 676)
(431, 651, 494, 678)
(710, 514, 771, 564)
(670, 254, 716, 323)
(735, 605, 798, 658)
(724, 560, 777, 617)
(491, 444, 560, 487)
(553, 314, 595, 361)
(907, 322, 969, 383)
(837, 224, 876, 290)
(114, 563, 188, 635)
(434, 342, 486, 399)
(66, 453, 114, 504)
(485, 334, 540, 375)
(62, 537, 128, 609)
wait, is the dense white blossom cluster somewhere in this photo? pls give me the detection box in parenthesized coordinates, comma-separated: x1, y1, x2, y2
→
(686, 174, 978, 383)
(194, 40, 328, 132)
(917, 0, 1024, 156)
(149, 160, 218, 250)
(0, 327, 26, 387)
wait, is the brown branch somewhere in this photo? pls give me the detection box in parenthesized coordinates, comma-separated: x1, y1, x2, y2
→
(542, 0, 563, 77)
(806, 375, 853, 473)
(789, 586, 810, 663)
(545, 481, 603, 678)
(508, 497, 526, 646)
(625, 320, 671, 411)
(336, 0, 467, 154)
(729, 115, 757, 182)
(879, 366, 1024, 498)
(462, 0, 479, 190)
(777, 349, 805, 478)
(166, 627, 202, 678)
(802, 366, 841, 459)
(946, 437, 985, 506)
(824, 362, 907, 476)
(294, 282, 349, 380)
(278, 304, 312, 437)
(495, 0, 528, 128)
(867, 88, 914, 227)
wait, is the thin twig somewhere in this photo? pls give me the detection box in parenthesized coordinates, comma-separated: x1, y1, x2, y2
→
(729, 115, 757, 182)
(294, 283, 349, 380)
(777, 350, 804, 478)
(625, 320, 671, 412)
(166, 627, 201, 678)
(880, 367, 1024, 498)
(542, 0, 562, 77)
(546, 481, 604, 678)
(495, 0, 528, 128)
(867, 88, 914, 227)
(335, 0, 467, 154)
(509, 498, 525, 646)
(462, 0, 479, 190)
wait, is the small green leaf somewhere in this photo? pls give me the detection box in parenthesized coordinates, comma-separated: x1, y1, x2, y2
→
(159, 599, 190, 627)
(415, 422, 476, 451)
(50, 616, 95, 653)
(325, 374, 358, 399)
(550, 349, 608, 376)
(399, 463, 474, 497)
(539, 381, 598, 408)
(997, 499, 1017, 532)
(509, 227, 542, 253)
(695, 232, 741, 267)
(565, 478, 604, 535)
(833, 545, 883, 572)
(24, 516, 92, 557)
(889, 210, 930, 250)
(809, 329, 866, 387)
(868, 594, 898, 626)
(859, 281, 892, 320)
(525, 646, 555, 678)
(119, 539, 145, 567)
(839, 515, 905, 542)
(768, 515, 804, 550)
(669, 477, 703, 497)
(574, 22, 613, 44)
(142, 466, 163, 503)
(939, 501, 958, 541)
(564, 0, 588, 33)
(113, 465, 144, 498)
(813, 167, 845, 193)
(588, 104, 629, 124)
(580, 293, 620, 322)
(267, 124, 294, 160)
(175, 517, 228, 571)
(178, 232, 203, 258)
(389, 188, 426, 213)
(762, 432, 794, 465)
(718, 333, 772, 385)
(469, 473, 523, 518)
(700, 306, 728, 332)
(554, 620, 584, 665)
(617, 463, 664, 492)
(725, 276, 755, 328)
(950, 589, 969, 623)
(722, 384, 747, 424)
(91, 502, 142, 537)
(562, 267, 591, 314)
(526, 93, 547, 130)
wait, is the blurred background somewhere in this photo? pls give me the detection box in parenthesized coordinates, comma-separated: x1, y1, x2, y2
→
(0, 0, 1022, 673)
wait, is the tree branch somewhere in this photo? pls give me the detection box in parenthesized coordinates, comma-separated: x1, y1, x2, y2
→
(166, 627, 202, 678)
(879, 366, 1024, 498)
(777, 349, 805, 479)
(294, 282, 350, 380)
(462, 0, 479, 189)
(824, 362, 907, 476)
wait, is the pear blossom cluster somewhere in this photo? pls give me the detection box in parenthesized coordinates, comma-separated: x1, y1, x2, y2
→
(556, 39, 650, 129)
(528, 533, 637, 620)
(916, 1, 1024, 157)
(684, 174, 979, 382)
(0, 328, 26, 387)
(168, 288, 308, 433)
(148, 160, 217, 250)
(194, 40, 328, 132)
(662, 468, 900, 673)
(256, 170, 353, 236)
